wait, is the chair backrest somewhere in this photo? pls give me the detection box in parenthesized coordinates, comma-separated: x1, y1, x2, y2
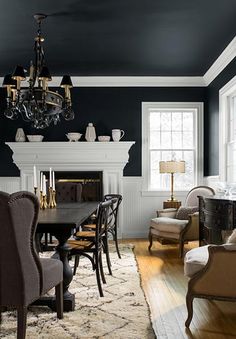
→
(95, 199, 114, 245)
(0, 191, 42, 307)
(103, 194, 122, 231)
(185, 186, 215, 207)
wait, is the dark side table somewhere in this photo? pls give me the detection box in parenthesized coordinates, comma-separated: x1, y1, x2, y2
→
(163, 200, 181, 209)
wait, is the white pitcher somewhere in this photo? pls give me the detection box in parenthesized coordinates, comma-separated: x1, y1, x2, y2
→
(112, 129, 125, 142)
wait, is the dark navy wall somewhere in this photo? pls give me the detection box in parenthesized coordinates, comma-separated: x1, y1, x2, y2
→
(205, 57, 236, 176)
(0, 87, 206, 177)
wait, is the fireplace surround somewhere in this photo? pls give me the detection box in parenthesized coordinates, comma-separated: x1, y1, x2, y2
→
(6, 141, 135, 237)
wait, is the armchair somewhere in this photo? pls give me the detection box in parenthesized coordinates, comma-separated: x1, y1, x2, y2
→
(0, 191, 63, 339)
(184, 243, 236, 327)
(148, 186, 215, 257)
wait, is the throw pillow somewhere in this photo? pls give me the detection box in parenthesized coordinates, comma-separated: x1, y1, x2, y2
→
(176, 206, 198, 220)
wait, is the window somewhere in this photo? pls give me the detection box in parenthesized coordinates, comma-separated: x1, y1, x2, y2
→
(219, 77, 236, 182)
(142, 102, 203, 192)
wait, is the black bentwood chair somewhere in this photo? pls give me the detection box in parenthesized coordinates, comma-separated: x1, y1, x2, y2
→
(0, 191, 63, 339)
(68, 199, 113, 297)
(83, 194, 123, 258)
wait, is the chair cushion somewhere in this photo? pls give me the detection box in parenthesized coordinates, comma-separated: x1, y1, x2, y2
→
(176, 206, 198, 220)
(150, 217, 188, 234)
(184, 245, 209, 277)
(40, 258, 63, 295)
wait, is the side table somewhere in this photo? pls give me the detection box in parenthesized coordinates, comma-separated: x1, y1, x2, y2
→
(163, 200, 181, 209)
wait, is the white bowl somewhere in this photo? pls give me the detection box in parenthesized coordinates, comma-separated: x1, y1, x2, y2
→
(98, 135, 110, 142)
(66, 132, 82, 142)
(27, 135, 44, 142)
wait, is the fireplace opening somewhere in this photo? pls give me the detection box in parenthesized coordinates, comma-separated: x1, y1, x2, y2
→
(45, 171, 103, 203)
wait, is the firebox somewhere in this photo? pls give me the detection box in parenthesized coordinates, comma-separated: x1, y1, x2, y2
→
(51, 171, 103, 203)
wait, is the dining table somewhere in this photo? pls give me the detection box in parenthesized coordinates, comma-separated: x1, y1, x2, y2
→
(35, 201, 98, 312)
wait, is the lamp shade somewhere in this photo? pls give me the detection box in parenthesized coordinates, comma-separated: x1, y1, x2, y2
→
(12, 65, 26, 80)
(60, 75, 73, 88)
(3, 74, 16, 87)
(38, 66, 52, 81)
(159, 160, 185, 174)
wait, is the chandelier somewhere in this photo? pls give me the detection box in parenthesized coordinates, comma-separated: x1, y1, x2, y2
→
(2, 14, 74, 129)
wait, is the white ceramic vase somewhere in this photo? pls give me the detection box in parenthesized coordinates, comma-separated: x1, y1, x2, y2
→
(15, 128, 26, 142)
(112, 129, 125, 142)
(85, 123, 96, 142)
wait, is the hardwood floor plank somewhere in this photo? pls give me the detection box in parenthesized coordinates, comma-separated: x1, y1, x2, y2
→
(121, 239, 236, 339)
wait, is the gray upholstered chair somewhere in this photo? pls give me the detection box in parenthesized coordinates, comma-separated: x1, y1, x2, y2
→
(0, 191, 63, 339)
(184, 242, 236, 327)
(148, 186, 215, 257)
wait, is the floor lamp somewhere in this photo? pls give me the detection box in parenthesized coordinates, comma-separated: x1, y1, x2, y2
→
(159, 160, 185, 201)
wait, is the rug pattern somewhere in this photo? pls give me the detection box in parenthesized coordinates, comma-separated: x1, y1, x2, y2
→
(0, 244, 155, 339)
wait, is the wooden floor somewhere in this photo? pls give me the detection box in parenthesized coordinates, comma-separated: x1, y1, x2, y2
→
(122, 239, 236, 339)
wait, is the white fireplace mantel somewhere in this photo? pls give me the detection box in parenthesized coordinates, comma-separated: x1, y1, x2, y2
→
(6, 141, 135, 238)
(6, 141, 135, 193)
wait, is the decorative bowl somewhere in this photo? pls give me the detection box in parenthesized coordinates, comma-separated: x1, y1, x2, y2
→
(98, 135, 110, 142)
(66, 132, 82, 142)
(27, 135, 44, 142)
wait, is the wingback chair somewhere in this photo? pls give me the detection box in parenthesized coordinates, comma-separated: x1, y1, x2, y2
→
(0, 191, 63, 339)
(148, 186, 215, 257)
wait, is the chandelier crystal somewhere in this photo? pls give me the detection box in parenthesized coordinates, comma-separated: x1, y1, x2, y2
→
(2, 13, 74, 129)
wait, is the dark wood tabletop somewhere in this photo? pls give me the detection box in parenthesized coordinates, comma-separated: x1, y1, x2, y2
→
(38, 201, 98, 229)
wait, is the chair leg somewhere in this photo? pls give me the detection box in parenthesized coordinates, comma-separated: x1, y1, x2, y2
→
(55, 282, 63, 319)
(185, 293, 194, 328)
(103, 236, 112, 275)
(148, 231, 153, 250)
(99, 251, 106, 284)
(95, 252, 104, 297)
(73, 255, 80, 275)
(17, 306, 27, 339)
(114, 227, 121, 259)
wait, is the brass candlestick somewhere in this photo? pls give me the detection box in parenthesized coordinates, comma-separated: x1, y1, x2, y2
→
(40, 191, 48, 209)
(52, 190, 57, 208)
(48, 187, 55, 208)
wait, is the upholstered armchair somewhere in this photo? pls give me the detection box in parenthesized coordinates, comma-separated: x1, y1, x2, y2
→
(148, 186, 215, 257)
(0, 191, 63, 339)
(184, 241, 236, 327)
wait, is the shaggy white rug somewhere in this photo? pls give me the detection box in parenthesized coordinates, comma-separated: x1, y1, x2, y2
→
(0, 244, 155, 339)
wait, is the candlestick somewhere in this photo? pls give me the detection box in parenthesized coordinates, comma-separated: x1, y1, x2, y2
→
(52, 190, 57, 208)
(49, 167, 52, 188)
(33, 165, 37, 188)
(49, 187, 54, 208)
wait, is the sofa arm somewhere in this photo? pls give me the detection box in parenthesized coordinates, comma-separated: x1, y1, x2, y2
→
(182, 212, 199, 240)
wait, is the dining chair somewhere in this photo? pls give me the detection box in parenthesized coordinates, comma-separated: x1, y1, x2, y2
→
(0, 191, 63, 339)
(68, 199, 113, 297)
(82, 194, 122, 259)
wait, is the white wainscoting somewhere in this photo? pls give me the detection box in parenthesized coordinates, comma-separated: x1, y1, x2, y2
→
(0, 177, 20, 193)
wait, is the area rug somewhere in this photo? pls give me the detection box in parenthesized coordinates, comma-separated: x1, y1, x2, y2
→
(0, 244, 156, 339)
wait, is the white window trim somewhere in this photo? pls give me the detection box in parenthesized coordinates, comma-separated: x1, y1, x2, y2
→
(141, 102, 204, 196)
(219, 76, 236, 182)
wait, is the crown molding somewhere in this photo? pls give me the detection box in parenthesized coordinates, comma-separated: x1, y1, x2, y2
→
(203, 36, 236, 86)
(0, 76, 206, 88)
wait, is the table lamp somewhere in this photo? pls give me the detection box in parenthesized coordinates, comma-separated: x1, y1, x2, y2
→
(159, 160, 185, 201)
